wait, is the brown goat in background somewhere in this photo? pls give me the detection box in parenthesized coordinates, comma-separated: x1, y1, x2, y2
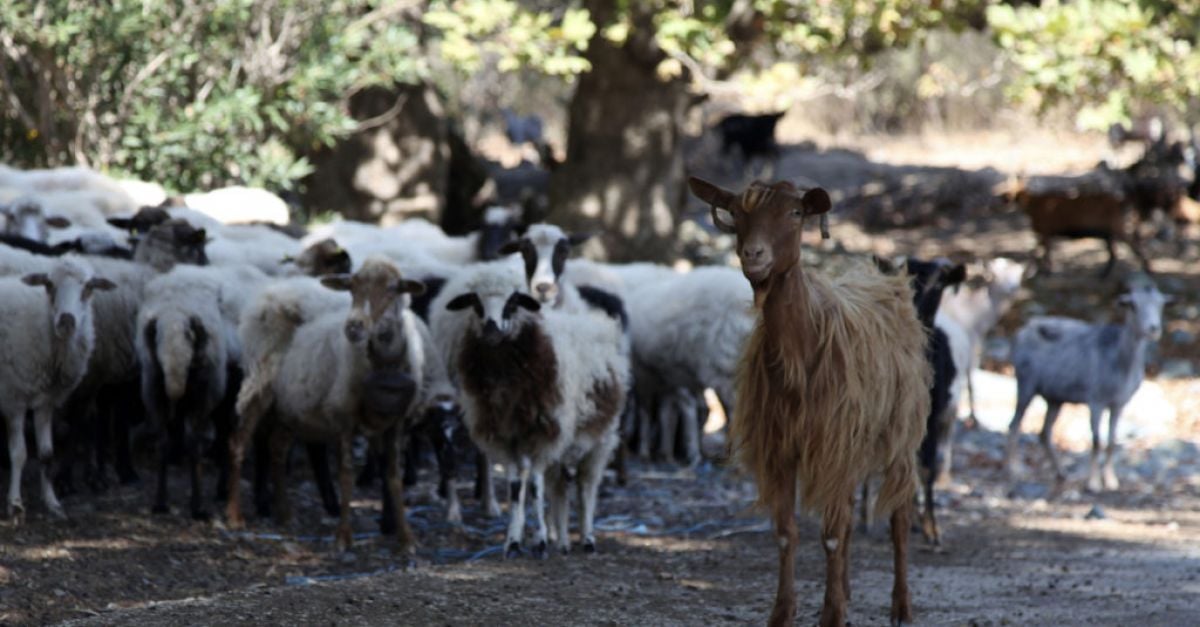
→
(689, 177, 930, 627)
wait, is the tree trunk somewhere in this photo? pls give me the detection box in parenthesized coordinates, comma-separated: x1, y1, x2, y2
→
(548, 1, 691, 263)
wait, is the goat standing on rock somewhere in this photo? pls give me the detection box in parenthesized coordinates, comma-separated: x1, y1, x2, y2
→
(689, 177, 930, 627)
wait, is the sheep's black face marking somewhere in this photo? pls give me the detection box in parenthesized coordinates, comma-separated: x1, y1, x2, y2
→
(551, 239, 569, 279)
(502, 292, 541, 319)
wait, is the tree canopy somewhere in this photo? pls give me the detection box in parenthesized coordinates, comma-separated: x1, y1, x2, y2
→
(0, 0, 1195, 197)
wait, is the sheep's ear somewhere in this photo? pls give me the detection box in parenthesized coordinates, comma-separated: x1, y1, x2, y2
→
(21, 273, 51, 288)
(321, 274, 353, 291)
(801, 188, 832, 216)
(498, 240, 524, 256)
(396, 279, 426, 296)
(567, 232, 591, 247)
(445, 292, 482, 313)
(510, 292, 541, 312)
(107, 217, 133, 230)
(189, 228, 208, 245)
(45, 216, 72, 229)
(85, 277, 117, 292)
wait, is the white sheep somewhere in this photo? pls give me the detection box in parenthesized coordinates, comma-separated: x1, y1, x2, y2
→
(183, 186, 291, 226)
(434, 262, 628, 556)
(0, 258, 115, 521)
(226, 257, 430, 553)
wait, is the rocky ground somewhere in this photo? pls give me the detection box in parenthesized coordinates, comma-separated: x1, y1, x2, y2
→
(3, 132, 1200, 626)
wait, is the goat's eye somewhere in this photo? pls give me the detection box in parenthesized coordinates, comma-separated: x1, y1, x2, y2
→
(790, 209, 804, 217)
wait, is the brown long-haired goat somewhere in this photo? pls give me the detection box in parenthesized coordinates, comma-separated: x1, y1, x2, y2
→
(689, 177, 930, 626)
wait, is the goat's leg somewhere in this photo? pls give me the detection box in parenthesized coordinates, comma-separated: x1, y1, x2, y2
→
(842, 494, 853, 600)
(382, 427, 415, 554)
(1038, 402, 1066, 486)
(857, 482, 870, 533)
(33, 406, 65, 520)
(1127, 233, 1153, 274)
(890, 500, 914, 624)
(937, 412, 958, 486)
(1037, 236, 1053, 273)
(269, 428, 294, 527)
(1085, 403, 1106, 493)
(306, 442, 339, 518)
(530, 469, 548, 558)
(767, 471, 798, 627)
(658, 392, 679, 462)
(428, 420, 461, 524)
(152, 419, 173, 515)
(921, 471, 940, 546)
(818, 500, 851, 627)
(636, 400, 654, 460)
(1101, 236, 1118, 277)
(186, 421, 209, 521)
(1103, 404, 1125, 490)
(334, 432, 355, 552)
(5, 405, 28, 522)
(1004, 384, 1036, 481)
(577, 446, 609, 554)
(964, 360, 979, 429)
(679, 392, 701, 466)
(504, 459, 530, 558)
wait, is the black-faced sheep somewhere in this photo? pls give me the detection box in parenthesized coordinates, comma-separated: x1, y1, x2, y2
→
(690, 176, 929, 626)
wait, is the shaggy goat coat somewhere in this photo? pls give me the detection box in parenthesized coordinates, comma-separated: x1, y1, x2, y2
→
(732, 261, 930, 520)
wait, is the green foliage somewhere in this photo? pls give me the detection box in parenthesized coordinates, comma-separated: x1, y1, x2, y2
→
(988, 0, 1200, 129)
(0, 0, 423, 192)
(423, 1, 594, 75)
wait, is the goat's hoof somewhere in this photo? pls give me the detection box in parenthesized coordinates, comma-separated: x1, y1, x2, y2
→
(486, 502, 502, 519)
(767, 602, 795, 627)
(532, 540, 547, 560)
(582, 539, 596, 555)
(379, 518, 397, 536)
(226, 513, 245, 531)
(558, 543, 570, 555)
(47, 504, 67, 521)
(504, 541, 522, 559)
(8, 502, 25, 525)
(890, 600, 914, 626)
(151, 502, 169, 515)
(335, 533, 353, 554)
(1102, 470, 1120, 491)
(191, 508, 211, 522)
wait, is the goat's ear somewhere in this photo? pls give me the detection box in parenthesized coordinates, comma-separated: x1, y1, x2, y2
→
(567, 232, 591, 247)
(85, 277, 117, 292)
(107, 217, 133, 230)
(396, 279, 426, 296)
(945, 263, 967, 286)
(801, 188, 832, 216)
(510, 292, 541, 312)
(45, 216, 71, 229)
(21, 273, 51, 288)
(320, 274, 353, 291)
(688, 176, 736, 210)
(1117, 293, 1134, 307)
(446, 292, 481, 312)
(498, 240, 524, 256)
(187, 228, 208, 245)
(872, 255, 897, 275)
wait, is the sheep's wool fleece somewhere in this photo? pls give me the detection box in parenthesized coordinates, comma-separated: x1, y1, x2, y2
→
(733, 260, 930, 520)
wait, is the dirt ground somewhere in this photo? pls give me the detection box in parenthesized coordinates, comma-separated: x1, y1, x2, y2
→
(3, 132, 1200, 626)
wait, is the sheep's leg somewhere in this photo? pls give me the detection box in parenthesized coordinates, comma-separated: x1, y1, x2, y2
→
(636, 400, 654, 460)
(33, 406, 65, 520)
(1127, 233, 1153, 274)
(889, 500, 914, 624)
(226, 406, 266, 529)
(186, 421, 209, 521)
(1103, 404, 1124, 490)
(1085, 403, 1106, 493)
(335, 431, 355, 552)
(152, 421, 173, 515)
(428, 422, 461, 524)
(1004, 385, 1036, 481)
(504, 460, 530, 558)
(964, 366, 979, 428)
(577, 447, 608, 554)
(767, 471, 798, 627)
(5, 406, 28, 522)
(546, 464, 570, 553)
(479, 453, 501, 518)
(1101, 236, 1118, 277)
(1037, 402, 1066, 486)
(658, 392, 679, 462)
(382, 427, 415, 554)
(530, 470, 548, 558)
(1037, 235, 1053, 273)
(269, 428, 294, 527)
(306, 443, 339, 518)
(402, 436, 420, 489)
(251, 427, 272, 519)
(819, 502, 851, 627)
(679, 392, 701, 467)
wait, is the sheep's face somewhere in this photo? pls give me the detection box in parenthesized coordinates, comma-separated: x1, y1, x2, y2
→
(322, 261, 424, 345)
(287, 238, 351, 277)
(477, 205, 524, 261)
(446, 288, 541, 346)
(107, 206, 171, 236)
(1118, 285, 1170, 341)
(985, 257, 1025, 299)
(498, 223, 589, 305)
(688, 177, 831, 288)
(1, 199, 70, 242)
(133, 219, 209, 269)
(22, 262, 115, 340)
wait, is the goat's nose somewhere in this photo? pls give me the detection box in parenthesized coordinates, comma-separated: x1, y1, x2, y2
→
(344, 319, 365, 341)
(742, 245, 766, 262)
(1148, 324, 1162, 337)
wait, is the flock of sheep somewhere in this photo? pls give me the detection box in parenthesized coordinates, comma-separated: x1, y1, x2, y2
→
(0, 158, 1174, 625)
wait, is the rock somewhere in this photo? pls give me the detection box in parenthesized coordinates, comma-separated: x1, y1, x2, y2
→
(1158, 359, 1196, 380)
(1085, 505, 1106, 520)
